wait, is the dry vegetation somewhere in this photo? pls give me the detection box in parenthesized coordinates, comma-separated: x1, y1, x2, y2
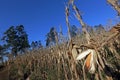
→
(0, 0, 120, 80)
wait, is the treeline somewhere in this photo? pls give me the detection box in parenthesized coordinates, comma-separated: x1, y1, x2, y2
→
(0, 24, 106, 63)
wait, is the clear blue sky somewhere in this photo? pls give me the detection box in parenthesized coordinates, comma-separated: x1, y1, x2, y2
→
(0, 0, 119, 46)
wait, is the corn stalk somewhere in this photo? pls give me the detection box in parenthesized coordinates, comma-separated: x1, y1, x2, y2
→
(107, 0, 120, 15)
(54, 28, 69, 80)
(65, 1, 80, 79)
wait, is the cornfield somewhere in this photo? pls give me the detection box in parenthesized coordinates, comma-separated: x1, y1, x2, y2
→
(0, 0, 120, 80)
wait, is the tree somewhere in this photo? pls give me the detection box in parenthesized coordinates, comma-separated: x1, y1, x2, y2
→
(46, 27, 57, 46)
(70, 25, 78, 37)
(0, 44, 8, 63)
(0, 45, 4, 63)
(31, 40, 43, 49)
(94, 24, 106, 34)
(2, 25, 29, 57)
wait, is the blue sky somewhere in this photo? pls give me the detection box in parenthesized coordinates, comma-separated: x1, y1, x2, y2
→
(0, 0, 119, 46)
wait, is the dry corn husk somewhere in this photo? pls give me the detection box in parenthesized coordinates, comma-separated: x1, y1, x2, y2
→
(76, 49, 98, 74)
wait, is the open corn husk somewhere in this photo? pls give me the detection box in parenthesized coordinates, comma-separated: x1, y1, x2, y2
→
(76, 49, 98, 74)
